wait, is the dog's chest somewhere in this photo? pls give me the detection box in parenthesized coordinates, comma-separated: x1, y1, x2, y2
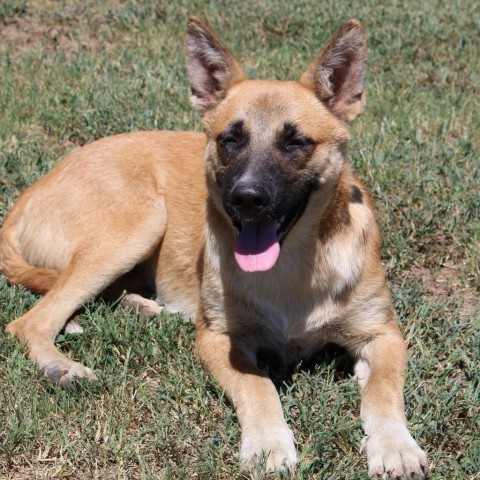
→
(242, 276, 347, 360)
(212, 220, 367, 358)
(286, 300, 339, 355)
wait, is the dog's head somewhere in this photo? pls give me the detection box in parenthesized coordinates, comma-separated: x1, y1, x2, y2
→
(185, 17, 367, 272)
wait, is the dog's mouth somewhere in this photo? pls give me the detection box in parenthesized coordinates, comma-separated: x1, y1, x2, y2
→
(233, 220, 280, 272)
(233, 191, 311, 273)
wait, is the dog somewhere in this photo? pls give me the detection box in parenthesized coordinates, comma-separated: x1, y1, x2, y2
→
(0, 17, 429, 478)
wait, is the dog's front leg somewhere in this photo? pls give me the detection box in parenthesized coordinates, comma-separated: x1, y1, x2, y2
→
(353, 324, 429, 479)
(195, 322, 296, 474)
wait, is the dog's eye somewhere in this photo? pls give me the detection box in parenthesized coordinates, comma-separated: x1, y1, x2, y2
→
(217, 120, 248, 151)
(285, 137, 309, 150)
(220, 136, 240, 146)
(280, 123, 315, 153)
(282, 136, 315, 153)
(217, 133, 247, 152)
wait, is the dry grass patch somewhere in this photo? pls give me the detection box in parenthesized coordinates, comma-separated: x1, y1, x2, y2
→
(0, 15, 130, 54)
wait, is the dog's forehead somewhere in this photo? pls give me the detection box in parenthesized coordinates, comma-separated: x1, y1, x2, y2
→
(210, 80, 347, 142)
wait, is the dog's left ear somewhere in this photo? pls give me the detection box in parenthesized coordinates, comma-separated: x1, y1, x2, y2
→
(185, 16, 246, 116)
(299, 19, 367, 123)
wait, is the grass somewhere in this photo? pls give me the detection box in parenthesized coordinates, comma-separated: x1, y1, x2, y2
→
(0, 0, 478, 478)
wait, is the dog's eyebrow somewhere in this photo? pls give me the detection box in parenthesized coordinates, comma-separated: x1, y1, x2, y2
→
(226, 120, 245, 135)
(217, 120, 246, 141)
(282, 122, 315, 144)
(283, 122, 300, 135)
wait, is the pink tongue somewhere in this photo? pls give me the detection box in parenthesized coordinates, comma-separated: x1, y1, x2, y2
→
(234, 221, 280, 272)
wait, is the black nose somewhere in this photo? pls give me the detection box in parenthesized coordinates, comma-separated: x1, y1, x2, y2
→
(230, 182, 271, 218)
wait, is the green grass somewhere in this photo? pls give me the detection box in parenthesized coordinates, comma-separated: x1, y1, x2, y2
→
(0, 1, 478, 478)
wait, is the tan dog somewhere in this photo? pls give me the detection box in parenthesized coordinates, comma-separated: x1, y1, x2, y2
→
(0, 17, 428, 478)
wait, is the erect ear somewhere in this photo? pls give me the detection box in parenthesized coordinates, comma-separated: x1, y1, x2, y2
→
(299, 19, 367, 123)
(185, 16, 246, 116)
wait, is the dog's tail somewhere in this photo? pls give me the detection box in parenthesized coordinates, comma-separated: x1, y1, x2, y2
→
(0, 226, 60, 295)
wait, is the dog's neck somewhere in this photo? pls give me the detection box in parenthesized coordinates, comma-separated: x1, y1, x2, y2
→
(317, 164, 358, 243)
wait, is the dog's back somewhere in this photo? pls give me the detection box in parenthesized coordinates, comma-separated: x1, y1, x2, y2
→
(0, 131, 207, 299)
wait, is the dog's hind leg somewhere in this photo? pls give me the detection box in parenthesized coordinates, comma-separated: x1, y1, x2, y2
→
(0, 227, 60, 295)
(121, 293, 163, 317)
(1, 232, 85, 335)
(5, 202, 167, 387)
(63, 316, 84, 334)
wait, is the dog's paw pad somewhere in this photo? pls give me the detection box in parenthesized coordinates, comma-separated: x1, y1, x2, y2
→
(240, 426, 297, 474)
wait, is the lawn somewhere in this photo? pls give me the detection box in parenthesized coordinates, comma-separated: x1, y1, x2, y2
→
(0, 1, 478, 479)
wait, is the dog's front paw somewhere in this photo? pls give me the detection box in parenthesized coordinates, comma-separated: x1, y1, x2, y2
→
(362, 423, 428, 479)
(240, 426, 297, 474)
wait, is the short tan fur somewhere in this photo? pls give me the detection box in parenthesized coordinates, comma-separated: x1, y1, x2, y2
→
(1, 17, 428, 479)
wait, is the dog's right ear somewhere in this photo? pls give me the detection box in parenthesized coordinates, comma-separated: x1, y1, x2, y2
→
(185, 16, 246, 116)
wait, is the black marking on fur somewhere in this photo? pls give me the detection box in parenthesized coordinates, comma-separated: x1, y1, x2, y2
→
(351, 185, 363, 204)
